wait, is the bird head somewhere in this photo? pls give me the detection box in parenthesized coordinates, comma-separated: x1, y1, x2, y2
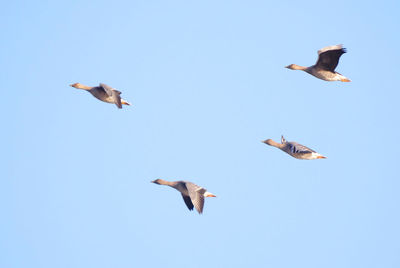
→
(151, 179, 162, 185)
(70, 82, 82, 88)
(285, 64, 295, 69)
(285, 64, 305, 70)
(262, 139, 274, 145)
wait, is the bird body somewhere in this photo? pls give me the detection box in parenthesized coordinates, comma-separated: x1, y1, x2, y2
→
(70, 83, 131, 108)
(306, 66, 349, 82)
(151, 179, 216, 214)
(286, 44, 350, 82)
(262, 136, 326, 160)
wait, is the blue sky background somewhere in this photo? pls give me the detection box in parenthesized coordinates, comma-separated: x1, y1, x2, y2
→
(2, 0, 400, 267)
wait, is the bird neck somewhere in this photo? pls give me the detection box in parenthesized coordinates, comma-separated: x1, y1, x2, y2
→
(266, 139, 285, 149)
(156, 179, 175, 186)
(76, 84, 93, 90)
(291, 64, 308, 71)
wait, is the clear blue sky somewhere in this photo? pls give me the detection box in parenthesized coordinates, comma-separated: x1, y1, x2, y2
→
(2, 1, 400, 267)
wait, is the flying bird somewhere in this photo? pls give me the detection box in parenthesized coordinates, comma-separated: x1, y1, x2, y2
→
(70, 83, 131, 108)
(151, 179, 216, 214)
(285, 44, 350, 82)
(262, 136, 326, 160)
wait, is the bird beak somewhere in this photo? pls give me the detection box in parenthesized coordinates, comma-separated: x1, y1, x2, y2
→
(285, 65, 290, 69)
(317, 155, 327, 159)
(207, 194, 217, 197)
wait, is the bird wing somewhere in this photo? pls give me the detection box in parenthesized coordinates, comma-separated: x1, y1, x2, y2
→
(315, 45, 346, 72)
(181, 194, 194, 211)
(185, 182, 206, 214)
(99, 83, 122, 108)
(287, 142, 316, 154)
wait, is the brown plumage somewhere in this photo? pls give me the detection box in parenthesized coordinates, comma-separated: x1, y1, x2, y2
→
(151, 179, 216, 214)
(70, 83, 131, 109)
(286, 44, 350, 82)
(262, 135, 327, 160)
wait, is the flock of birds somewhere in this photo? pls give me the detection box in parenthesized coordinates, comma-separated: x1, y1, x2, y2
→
(70, 44, 349, 214)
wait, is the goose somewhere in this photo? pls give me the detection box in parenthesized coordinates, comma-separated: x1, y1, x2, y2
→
(70, 82, 131, 108)
(286, 44, 350, 82)
(262, 136, 326, 160)
(151, 179, 216, 214)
